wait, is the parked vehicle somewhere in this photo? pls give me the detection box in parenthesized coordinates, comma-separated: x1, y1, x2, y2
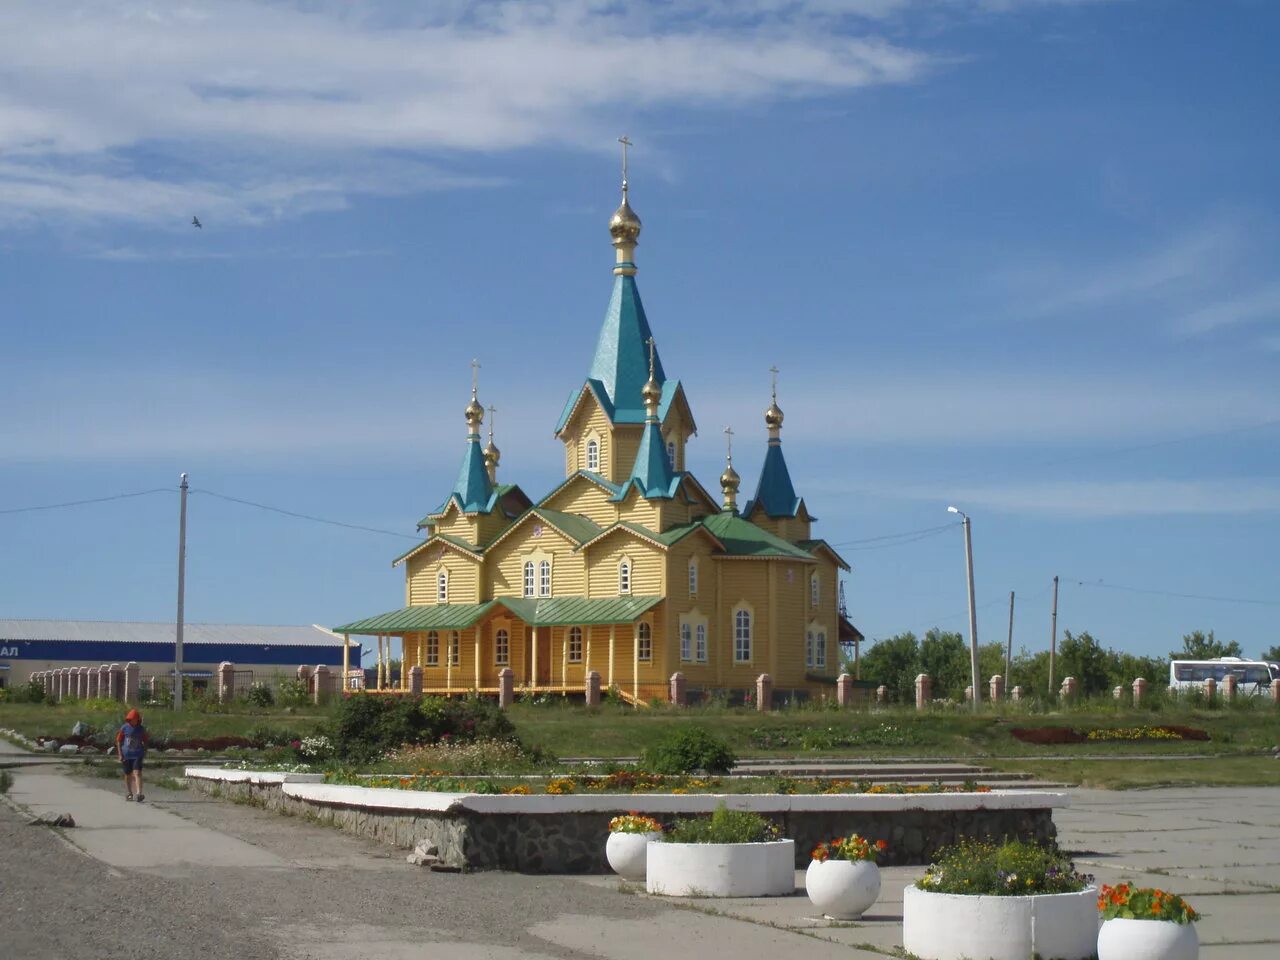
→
(1169, 657, 1273, 697)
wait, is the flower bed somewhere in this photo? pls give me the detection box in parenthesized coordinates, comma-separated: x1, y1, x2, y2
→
(1011, 725, 1209, 745)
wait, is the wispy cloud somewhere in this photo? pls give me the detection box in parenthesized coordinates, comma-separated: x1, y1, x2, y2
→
(1173, 282, 1280, 337)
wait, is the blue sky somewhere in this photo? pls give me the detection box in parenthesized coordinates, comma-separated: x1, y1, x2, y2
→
(2, 0, 1278, 662)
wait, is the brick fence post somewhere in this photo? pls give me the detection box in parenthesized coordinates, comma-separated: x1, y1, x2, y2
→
(1132, 677, 1148, 706)
(1272, 679, 1280, 706)
(876, 685, 888, 704)
(98, 665, 110, 701)
(1203, 677, 1216, 705)
(73, 668, 85, 700)
(1222, 674, 1237, 704)
(836, 673, 853, 707)
(989, 675, 1005, 702)
(585, 670, 601, 707)
(409, 665, 423, 695)
(81, 667, 92, 699)
(669, 672, 686, 707)
(108, 664, 124, 702)
(964, 685, 974, 703)
(217, 662, 235, 703)
(1061, 676, 1079, 701)
(313, 665, 330, 704)
(915, 673, 932, 711)
(1011, 685, 1023, 701)
(124, 662, 139, 704)
(1113, 685, 1124, 700)
(756, 673, 773, 712)
(498, 667, 514, 709)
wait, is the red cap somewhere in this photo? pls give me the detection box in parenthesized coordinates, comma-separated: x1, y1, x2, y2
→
(125, 709, 141, 724)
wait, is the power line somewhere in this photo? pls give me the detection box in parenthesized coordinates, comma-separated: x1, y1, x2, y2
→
(831, 521, 960, 549)
(192, 489, 421, 541)
(1064, 577, 1280, 608)
(0, 488, 173, 515)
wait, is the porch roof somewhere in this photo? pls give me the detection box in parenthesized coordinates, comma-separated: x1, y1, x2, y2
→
(333, 595, 662, 635)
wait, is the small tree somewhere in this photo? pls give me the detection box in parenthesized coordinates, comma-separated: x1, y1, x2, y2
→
(1260, 644, 1280, 662)
(1172, 630, 1241, 661)
(859, 632, 920, 702)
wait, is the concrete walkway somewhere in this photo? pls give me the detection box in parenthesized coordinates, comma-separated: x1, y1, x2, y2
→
(4, 762, 1278, 958)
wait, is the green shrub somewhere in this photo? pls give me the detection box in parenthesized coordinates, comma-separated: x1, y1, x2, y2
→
(665, 804, 779, 844)
(0, 769, 12, 794)
(275, 679, 310, 707)
(642, 725, 736, 774)
(917, 839, 1092, 895)
(329, 693, 518, 763)
(241, 684, 275, 708)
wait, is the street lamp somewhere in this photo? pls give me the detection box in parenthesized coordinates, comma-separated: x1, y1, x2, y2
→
(947, 506, 980, 712)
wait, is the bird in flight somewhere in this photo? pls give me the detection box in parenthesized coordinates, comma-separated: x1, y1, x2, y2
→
(191, 216, 202, 229)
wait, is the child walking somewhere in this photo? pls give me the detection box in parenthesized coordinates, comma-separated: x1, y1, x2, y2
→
(115, 708, 148, 801)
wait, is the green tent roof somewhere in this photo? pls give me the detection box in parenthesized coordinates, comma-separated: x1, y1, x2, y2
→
(333, 602, 496, 634)
(701, 511, 816, 560)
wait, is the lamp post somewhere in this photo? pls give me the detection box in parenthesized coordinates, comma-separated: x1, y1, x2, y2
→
(947, 506, 980, 711)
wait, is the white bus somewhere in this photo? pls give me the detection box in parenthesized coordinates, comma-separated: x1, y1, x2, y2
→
(1169, 658, 1274, 697)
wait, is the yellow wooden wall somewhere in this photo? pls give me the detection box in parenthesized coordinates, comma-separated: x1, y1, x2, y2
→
(585, 537, 663, 597)
(406, 551, 481, 605)
(486, 522, 586, 600)
(541, 478, 618, 528)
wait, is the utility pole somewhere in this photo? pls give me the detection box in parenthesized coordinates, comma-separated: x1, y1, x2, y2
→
(1048, 575, 1059, 697)
(948, 506, 980, 711)
(174, 473, 189, 711)
(1005, 590, 1015, 695)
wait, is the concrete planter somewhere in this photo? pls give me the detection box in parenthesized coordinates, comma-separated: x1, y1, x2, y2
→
(805, 858, 881, 919)
(645, 840, 796, 897)
(1098, 917, 1198, 960)
(605, 831, 662, 882)
(902, 884, 1099, 960)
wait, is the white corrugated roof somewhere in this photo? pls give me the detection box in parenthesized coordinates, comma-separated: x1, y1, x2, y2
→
(0, 620, 344, 647)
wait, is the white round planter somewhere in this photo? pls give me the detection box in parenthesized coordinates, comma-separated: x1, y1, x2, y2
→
(805, 858, 881, 919)
(645, 840, 796, 898)
(605, 831, 662, 882)
(903, 884, 1099, 960)
(1098, 917, 1198, 960)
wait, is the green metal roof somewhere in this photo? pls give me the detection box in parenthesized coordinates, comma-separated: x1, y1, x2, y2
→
(743, 439, 803, 519)
(391, 533, 483, 567)
(530, 508, 604, 545)
(333, 596, 661, 634)
(796, 538, 852, 571)
(701, 511, 816, 560)
(333, 602, 497, 635)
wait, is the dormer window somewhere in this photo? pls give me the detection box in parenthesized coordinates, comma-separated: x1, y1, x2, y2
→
(618, 560, 631, 595)
(810, 572, 820, 608)
(437, 570, 448, 604)
(523, 561, 535, 598)
(539, 559, 551, 597)
(586, 438, 600, 472)
(688, 560, 698, 598)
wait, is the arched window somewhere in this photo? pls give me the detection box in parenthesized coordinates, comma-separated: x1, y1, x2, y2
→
(539, 559, 551, 597)
(734, 609, 752, 663)
(637, 622, 652, 661)
(437, 570, 448, 604)
(810, 572, 820, 608)
(449, 630, 460, 666)
(816, 631, 827, 669)
(523, 561, 535, 598)
(680, 622, 692, 662)
(494, 628, 510, 666)
(695, 624, 708, 663)
(666, 440, 677, 469)
(426, 631, 440, 667)
(618, 560, 631, 594)
(586, 438, 600, 472)
(568, 626, 583, 663)
(806, 630, 815, 668)
(688, 560, 698, 597)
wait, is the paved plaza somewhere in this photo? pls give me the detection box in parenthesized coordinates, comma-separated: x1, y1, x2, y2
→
(2, 747, 1277, 958)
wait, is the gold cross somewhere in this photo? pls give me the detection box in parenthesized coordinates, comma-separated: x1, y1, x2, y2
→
(470, 358, 480, 397)
(618, 136, 632, 195)
(724, 426, 734, 462)
(769, 365, 779, 401)
(647, 336, 656, 379)
(487, 405, 496, 441)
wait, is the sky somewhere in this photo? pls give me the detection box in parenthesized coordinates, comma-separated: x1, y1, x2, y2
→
(1, 0, 1278, 664)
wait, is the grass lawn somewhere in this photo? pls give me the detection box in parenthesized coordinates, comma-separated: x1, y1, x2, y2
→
(0, 701, 333, 743)
(990, 755, 1280, 789)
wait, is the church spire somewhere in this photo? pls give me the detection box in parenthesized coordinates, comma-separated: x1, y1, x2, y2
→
(483, 404, 501, 485)
(626, 336, 677, 497)
(450, 359, 494, 511)
(720, 425, 741, 513)
(608, 135, 641, 278)
(747, 365, 801, 518)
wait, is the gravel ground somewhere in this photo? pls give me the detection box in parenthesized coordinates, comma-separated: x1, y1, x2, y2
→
(0, 770, 668, 960)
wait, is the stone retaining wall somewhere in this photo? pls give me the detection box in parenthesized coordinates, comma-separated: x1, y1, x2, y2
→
(187, 774, 1058, 874)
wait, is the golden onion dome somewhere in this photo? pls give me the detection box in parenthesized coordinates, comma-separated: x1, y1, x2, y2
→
(641, 374, 662, 409)
(609, 196, 642, 246)
(765, 399, 784, 430)
(465, 397, 484, 428)
(483, 438, 501, 465)
(720, 462, 741, 491)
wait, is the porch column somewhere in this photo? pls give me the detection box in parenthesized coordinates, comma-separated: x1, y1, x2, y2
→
(608, 625, 616, 687)
(342, 633, 350, 691)
(561, 629, 568, 694)
(585, 628, 592, 678)
(531, 626, 538, 690)
(474, 629, 481, 690)
(632, 623, 639, 707)
(376, 635, 384, 690)
(446, 632, 453, 693)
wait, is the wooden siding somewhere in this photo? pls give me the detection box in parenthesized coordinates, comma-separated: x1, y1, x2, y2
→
(486, 520, 586, 600)
(541, 477, 618, 528)
(586, 538, 662, 598)
(406, 551, 481, 606)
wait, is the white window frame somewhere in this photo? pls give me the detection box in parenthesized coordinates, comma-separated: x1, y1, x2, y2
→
(734, 608, 752, 663)
(586, 438, 600, 472)
(816, 631, 827, 669)
(437, 569, 448, 604)
(695, 623, 708, 663)
(523, 561, 535, 598)
(426, 631, 439, 667)
(449, 630, 460, 667)
(666, 439, 677, 469)
(568, 626, 583, 663)
(680, 622, 692, 662)
(618, 560, 631, 595)
(688, 559, 698, 598)
(637, 622, 652, 662)
(810, 572, 820, 608)
(806, 630, 815, 669)
(495, 628, 510, 666)
(539, 559, 552, 597)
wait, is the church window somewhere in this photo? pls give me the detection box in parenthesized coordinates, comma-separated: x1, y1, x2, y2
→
(523, 561, 535, 598)
(688, 560, 698, 597)
(426, 631, 439, 667)
(449, 630, 460, 667)
(437, 570, 448, 604)
(667, 440, 676, 469)
(816, 631, 827, 669)
(539, 560, 551, 597)
(695, 624, 707, 663)
(586, 439, 599, 472)
(680, 622, 692, 662)
(734, 609, 752, 663)
(618, 560, 631, 594)
(495, 628, 510, 666)
(810, 572, 820, 608)
(568, 626, 583, 663)
(637, 622, 652, 662)
(806, 631, 815, 669)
